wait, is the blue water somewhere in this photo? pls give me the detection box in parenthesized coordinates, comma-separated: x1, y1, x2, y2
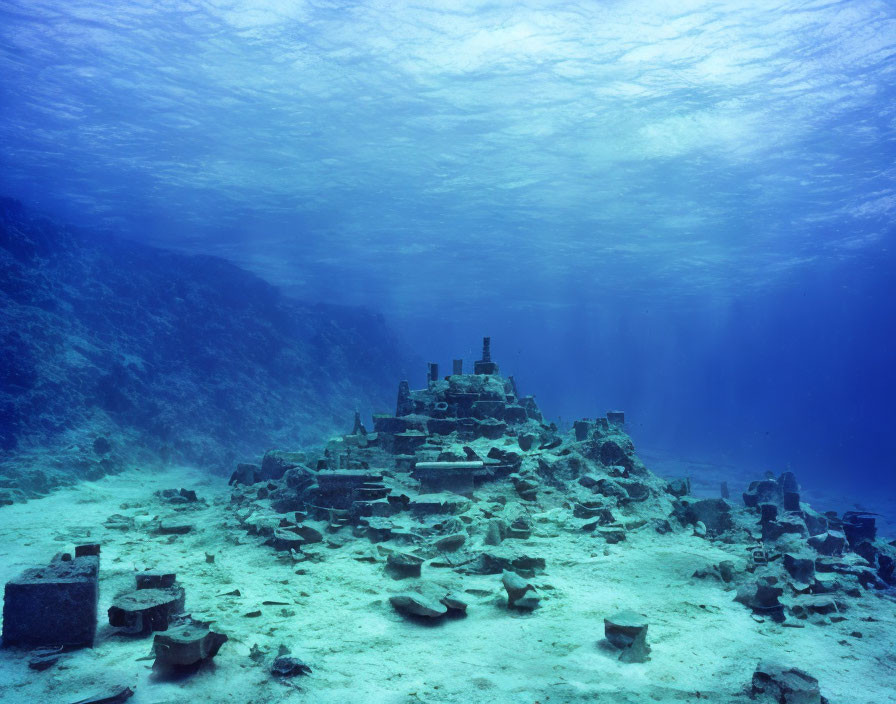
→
(1, 1, 894, 503)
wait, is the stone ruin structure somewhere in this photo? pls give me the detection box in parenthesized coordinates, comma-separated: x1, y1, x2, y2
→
(4, 337, 894, 702)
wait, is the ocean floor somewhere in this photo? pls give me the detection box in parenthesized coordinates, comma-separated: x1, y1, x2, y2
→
(1, 465, 895, 703)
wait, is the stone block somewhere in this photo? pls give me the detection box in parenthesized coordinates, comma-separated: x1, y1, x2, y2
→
(604, 610, 649, 662)
(2, 548, 99, 649)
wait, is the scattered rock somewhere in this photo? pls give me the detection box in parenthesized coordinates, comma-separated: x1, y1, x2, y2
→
(70, 687, 135, 704)
(154, 488, 199, 504)
(502, 570, 539, 610)
(784, 553, 816, 590)
(152, 621, 227, 673)
(386, 551, 424, 579)
(440, 593, 468, 614)
(603, 610, 650, 663)
(271, 655, 311, 677)
(389, 594, 448, 619)
(434, 533, 466, 552)
(751, 662, 828, 703)
(28, 646, 63, 671)
(484, 519, 507, 546)
(157, 521, 193, 536)
(108, 578, 186, 635)
(735, 579, 785, 622)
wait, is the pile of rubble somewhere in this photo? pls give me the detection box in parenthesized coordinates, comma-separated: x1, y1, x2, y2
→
(4, 337, 893, 703)
(221, 337, 895, 700)
(228, 338, 679, 597)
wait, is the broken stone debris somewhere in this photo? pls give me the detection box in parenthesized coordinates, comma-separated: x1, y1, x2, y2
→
(108, 572, 186, 635)
(271, 654, 312, 677)
(750, 662, 828, 704)
(389, 593, 448, 619)
(386, 551, 424, 579)
(69, 687, 135, 704)
(152, 620, 227, 673)
(501, 570, 539, 610)
(28, 645, 63, 671)
(603, 610, 650, 663)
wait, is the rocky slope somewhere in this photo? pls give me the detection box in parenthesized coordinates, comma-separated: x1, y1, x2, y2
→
(0, 198, 406, 502)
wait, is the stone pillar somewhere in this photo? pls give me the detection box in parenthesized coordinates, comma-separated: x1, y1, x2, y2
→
(474, 336, 498, 375)
(453, 359, 463, 375)
(396, 380, 413, 416)
(427, 362, 439, 384)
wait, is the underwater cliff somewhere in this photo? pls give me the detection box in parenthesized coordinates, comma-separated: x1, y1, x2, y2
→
(0, 198, 406, 503)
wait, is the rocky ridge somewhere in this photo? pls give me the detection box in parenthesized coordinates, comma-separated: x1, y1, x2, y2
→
(0, 198, 406, 503)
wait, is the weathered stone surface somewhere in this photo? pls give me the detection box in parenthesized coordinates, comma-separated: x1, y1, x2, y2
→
(440, 593, 468, 613)
(484, 518, 508, 546)
(842, 511, 876, 547)
(260, 451, 308, 482)
(433, 533, 466, 552)
(502, 570, 539, 610)
(108, 584, 185, 635)
(783, 553, 816, 589)
(2, 548, 99, 649)
(665, 477, 690, 497)
(517, 433, 538, 451)
(604, 610, 650, 663)
(271, 655, 311, 677)
(69, 686, 135, 704)
(460, 550, 545, 578)
(751, 662, 826, 704)
(734, 579, 785, 622)
(157, 521, 193, 535)
(389, 594, 448, 618)
(386, 551, 424, 579)
(409, 493, 471, 516)
(152, 622, 227, 671)
(688, 498, 732, 535)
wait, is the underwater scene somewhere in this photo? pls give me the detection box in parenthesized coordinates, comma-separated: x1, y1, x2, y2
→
(1, 1, 895, 702)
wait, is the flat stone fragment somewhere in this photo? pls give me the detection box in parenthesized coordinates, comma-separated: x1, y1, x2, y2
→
(604, 610, 650, 663)
(440, 593, 468, 613)
(386, 551, 424, 579)
(434, 533, 466, 552)
(108, 586, 185, 635)
(389, 594, 448, 618)
(751, 662, 827, 704)
(409, 493, 472, 516)
(157, 521, 193, 535)
(70, 687, 135, 704)
(152, 623, 227, 671)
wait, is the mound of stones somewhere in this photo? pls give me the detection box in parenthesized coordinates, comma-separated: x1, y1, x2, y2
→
(223, 337, 889, 692)
(228, 338, 676, 589)
(680, 469, 896, 628)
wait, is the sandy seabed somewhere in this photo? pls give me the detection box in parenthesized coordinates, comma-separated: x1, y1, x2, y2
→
(0, 466, 894, 704)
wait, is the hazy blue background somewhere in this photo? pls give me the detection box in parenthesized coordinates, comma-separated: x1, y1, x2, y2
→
(1, 1, 894, 500)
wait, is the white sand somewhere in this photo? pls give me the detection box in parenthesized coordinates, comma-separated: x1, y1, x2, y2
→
(1, 466, 894, 703)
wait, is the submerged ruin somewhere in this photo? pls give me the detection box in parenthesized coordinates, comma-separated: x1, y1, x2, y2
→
(2, 338, 894, 702)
